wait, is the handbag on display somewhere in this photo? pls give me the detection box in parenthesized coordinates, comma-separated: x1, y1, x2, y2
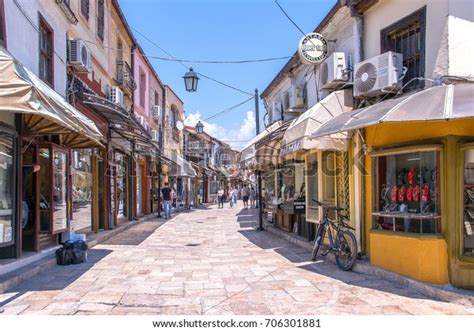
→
(406, 185, 413, 202)
(391, 186, 399, 203)
(408, 167, 416, 185)
(413, 185, 421, 202)
(398, 186, 406, 202)
(422, 184, 430, 203)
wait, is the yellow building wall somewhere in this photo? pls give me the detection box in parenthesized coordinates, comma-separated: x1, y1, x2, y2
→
(364, 119, 474, 285)
(370, 232, 448, 284)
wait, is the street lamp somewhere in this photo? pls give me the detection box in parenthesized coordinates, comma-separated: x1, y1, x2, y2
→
(183, 68, 199, 92)
(195, 121, 204, 134)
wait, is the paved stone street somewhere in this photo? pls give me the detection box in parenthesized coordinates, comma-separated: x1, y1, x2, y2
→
(1, 203, 473, 315)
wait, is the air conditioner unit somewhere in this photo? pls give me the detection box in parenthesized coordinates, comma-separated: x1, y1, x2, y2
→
(151, 130, 159, 142)
(354, 51, 404, 98)
(270, 102, 282, 123)
(67, 39, 92, 72)
(320, 52, 348, 89)
(152, 105, 161, 119)
(290, 86, 305, 109)
(107, 86, 124, 106)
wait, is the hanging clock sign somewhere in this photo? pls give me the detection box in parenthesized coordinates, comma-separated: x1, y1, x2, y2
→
(298, 33, 329, 65)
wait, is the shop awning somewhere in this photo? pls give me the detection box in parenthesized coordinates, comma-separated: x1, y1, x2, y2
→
(169, 153, 197, 177)
(311, 84, 474, 139)
(81, 92, 153, 146)
(240, 120, 289, 168)
(281, 90, 352, 154)
(0, 47, 103, 148)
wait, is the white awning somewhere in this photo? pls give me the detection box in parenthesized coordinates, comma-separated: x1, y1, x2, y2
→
(281, 90, 352, 154)
(240, 121, 283, 166)
(0, 47, 103, 148)
(311, 84, 474, 139)
(170, 153, 197, 177)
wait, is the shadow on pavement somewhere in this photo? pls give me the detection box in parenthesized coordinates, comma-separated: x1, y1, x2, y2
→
(0, 249, 113, 308)
(103, 221, 165, 246)
(237, 226, 445, 303)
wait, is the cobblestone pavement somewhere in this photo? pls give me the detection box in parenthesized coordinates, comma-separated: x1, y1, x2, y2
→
(1, 203, 473, 315)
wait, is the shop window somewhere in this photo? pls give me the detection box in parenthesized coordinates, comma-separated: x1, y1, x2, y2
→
(71, 150, 93, 233)
(463, 149, 474, 257)
(0, 0, 6, 47)
(263, 170, 276, 207)
(97, 0, 104, 42)
(0, 132, 14, 246)
(39, 16, 54, 87)
(81, 0, 90, 21)
(322, 151, 336, 204)
(373, 150, 440, 234)
(306, 155, 319, 221)
(139, 69, 146, 108)
(52, 150, 67, 233)
(210, 180, 218, 195)
(381, 7, 426, 91)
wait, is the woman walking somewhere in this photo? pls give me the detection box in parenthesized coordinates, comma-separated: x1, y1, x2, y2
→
(249, 186, 256, 208)
(229, 187, 238, 208)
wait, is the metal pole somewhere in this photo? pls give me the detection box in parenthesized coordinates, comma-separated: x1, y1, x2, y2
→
(255, 88, 264, 231)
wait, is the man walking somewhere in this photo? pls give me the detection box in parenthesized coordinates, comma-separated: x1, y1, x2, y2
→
(161, 182, 172, 219)
(241, 185, 249, 209)
(217, 186, 225, 209)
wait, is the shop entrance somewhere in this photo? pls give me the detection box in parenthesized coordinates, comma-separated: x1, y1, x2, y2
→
(21, 145, 38, 252)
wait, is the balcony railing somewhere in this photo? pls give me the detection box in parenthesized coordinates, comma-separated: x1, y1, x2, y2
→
(116, 61, 136, 94)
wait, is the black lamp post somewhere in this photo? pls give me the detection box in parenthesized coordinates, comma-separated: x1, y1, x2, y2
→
(183, 68, 199, 92)
(195, 121, 204, 134)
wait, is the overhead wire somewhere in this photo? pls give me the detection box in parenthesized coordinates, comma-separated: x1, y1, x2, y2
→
(203, 96, 254, 121)
(131, 26, 254, 96)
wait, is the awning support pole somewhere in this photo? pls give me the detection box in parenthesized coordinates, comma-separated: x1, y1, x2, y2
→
(255, 88, 264, 232)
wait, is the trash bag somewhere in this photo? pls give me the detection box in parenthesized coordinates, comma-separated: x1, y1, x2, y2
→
(55, 247, 73, 265)
(55, 240, 88, 265)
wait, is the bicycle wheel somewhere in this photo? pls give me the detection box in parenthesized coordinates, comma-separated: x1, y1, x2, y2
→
(335, 230, 357, 271)
(311, 224, 326, 261)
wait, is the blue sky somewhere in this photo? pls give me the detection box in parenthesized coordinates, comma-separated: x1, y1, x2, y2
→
(119, 0, 336, 149)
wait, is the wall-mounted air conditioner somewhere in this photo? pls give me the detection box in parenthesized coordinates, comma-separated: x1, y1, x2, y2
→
(67, 39, 92, 72)
(320, 52, 348, 89)
(152, 105, 161, 119)
(353, 51, 404, 98)
(290, 86, 305, 109)
(107, 86, 124, 107)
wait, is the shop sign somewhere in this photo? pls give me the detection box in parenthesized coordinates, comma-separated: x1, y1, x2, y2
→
(298, 33, 329, 65)
(282, 139, 302, 155)
(293, 200, 306, 214)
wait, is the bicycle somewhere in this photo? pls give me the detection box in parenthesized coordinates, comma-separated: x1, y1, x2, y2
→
(311, 199, 357, 271)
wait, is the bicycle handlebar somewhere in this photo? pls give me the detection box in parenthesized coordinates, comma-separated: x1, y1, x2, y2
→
(312, 199, 347, 212)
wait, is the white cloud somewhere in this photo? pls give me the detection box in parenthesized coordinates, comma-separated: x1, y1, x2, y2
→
(185, 111, 256, 150)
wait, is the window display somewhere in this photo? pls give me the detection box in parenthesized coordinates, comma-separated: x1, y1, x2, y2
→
(0, 133, 13, 246)
(39, 146, 69, 234)
(52, 150, 68, 233)
(464, 149, 474, 257)
(262, 170, 276, 208)
(322, 152, 336, 204)
(373, 150, 440, 234)
(71, 150, 93, 233)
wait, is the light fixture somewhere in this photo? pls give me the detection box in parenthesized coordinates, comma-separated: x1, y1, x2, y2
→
(183, 68, 199, 92)
(195, 121, 204, 134)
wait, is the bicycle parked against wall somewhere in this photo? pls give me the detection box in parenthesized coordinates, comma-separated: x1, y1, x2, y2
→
(311, 199, 357, 271)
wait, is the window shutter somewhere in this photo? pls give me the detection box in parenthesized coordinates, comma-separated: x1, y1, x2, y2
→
(81, 0, 90, 20)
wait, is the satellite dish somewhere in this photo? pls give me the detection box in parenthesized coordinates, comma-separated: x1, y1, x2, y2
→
(176, 120, 184, 131)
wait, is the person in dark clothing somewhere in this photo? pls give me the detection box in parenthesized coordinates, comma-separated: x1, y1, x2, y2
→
(161, 183, 172, 219)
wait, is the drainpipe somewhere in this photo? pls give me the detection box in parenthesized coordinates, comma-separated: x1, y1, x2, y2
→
(348, 0, 366, 255)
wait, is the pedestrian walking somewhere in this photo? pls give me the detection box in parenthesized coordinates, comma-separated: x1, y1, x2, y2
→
(217, 186, 225, 208)
(229, 187, 238, 208)
(249, 186, 256, 208)
(241, 185, 249, 209)
(161, 182, 172, 219)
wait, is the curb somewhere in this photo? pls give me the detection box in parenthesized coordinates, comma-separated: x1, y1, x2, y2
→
(265, 225, 474, 308)
(0, 219, 145, 294)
